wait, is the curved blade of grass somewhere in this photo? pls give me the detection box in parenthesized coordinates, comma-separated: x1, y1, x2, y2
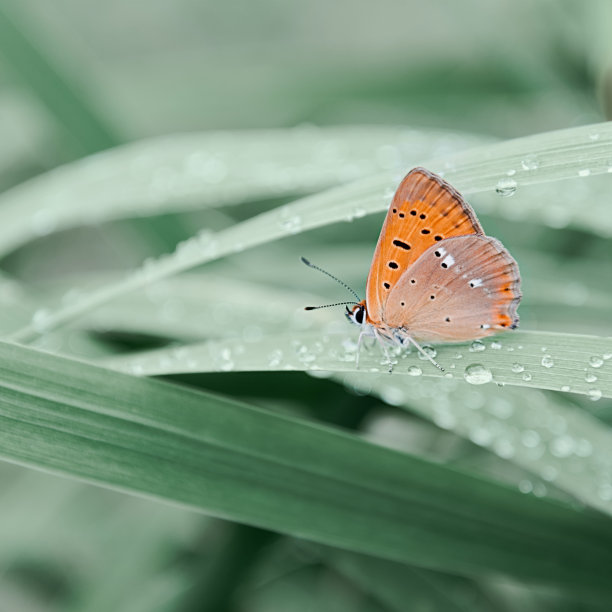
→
(105, 330, 612, 399)
(9, 122, 612, 343)
(2, 340, 612, 588)
(0, 126, 463, 256)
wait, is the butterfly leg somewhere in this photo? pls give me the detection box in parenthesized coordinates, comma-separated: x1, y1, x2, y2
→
(372, 328, 396, 373)
(405, 336, 445, 372)
(355, 329, 368, 369)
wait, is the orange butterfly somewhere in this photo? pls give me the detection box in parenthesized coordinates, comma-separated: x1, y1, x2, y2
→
(305, 167, 521, 370)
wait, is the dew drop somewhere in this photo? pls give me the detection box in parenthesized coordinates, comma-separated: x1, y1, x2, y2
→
(589, 355, 604, 368)
(578, 168, 591, 177)
(490, 341, 502, 350)
(280, 215, 303, 234)
(511, 362, 525, 373)
(541, 466, 558, 482)
(588, 388, 602, 402)
(495, 177, 517, 197)
(521, 429, 541, 448)
(550, 435, 574, 458)
(541, 354, 554, 368)
(464, 363, 493, 385)
(268, 349, 283, 367)
(521, 155, 540, 171)
(407, 365, 422, 376)
(518, 480, 533, 494)
(417, 345, 437, 361)
(469, 340, 486, 352)
(522, 372, 532, 382)
(533, 483, 547, 497)
(560, 385, 570, 392)
(585, 371, 598, 383)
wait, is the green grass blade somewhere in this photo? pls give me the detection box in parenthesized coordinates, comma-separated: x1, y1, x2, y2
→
(0, 126, 463, 256)
(2, 340, 612, 588)
(105, 330, 612, 399)
(9, 122, 612, 343)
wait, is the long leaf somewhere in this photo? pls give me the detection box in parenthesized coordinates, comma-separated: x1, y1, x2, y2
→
(1, 340, 612, 588)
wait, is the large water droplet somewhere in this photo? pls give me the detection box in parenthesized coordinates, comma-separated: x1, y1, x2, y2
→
(541, 354, 554, 368)
(407, 365, 422, 376)
(464, 363, 493, 385)
(495, 178, 517, 197)
(589, 355, 604, 368)
(511, 362, 524, 373)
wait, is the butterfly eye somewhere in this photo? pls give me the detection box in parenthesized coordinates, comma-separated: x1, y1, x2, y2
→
(355, 306, 365, 325)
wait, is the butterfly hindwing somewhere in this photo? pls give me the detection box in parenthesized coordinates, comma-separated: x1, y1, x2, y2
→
(365, 168, 484, 323)
(383, 235, 521, 342)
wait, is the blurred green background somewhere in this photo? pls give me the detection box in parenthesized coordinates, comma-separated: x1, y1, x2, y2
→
(0, 1, 611, 611)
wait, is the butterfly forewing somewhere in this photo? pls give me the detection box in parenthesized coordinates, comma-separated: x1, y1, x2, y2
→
(384, 235, 521, 342)
(365, 168, 484, 323)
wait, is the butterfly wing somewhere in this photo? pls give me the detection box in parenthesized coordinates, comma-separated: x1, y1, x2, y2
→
(383, 235, 521, 342)
(365, 168, 484, 323)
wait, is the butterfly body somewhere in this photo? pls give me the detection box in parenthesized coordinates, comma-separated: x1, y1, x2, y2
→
(346, 167, 521, 366)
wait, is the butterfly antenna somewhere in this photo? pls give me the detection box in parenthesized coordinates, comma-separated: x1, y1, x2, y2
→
(301, 257, 361, 302)
(304, 301, 358, 311)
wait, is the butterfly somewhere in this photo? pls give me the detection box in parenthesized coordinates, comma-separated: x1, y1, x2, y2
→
(305, 167, 521, 371)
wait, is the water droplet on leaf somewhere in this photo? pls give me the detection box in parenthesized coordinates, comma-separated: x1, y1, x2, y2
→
(495, 178, 517, 197)
(541, 354, 554, 368)
(464, 363, 493, 385)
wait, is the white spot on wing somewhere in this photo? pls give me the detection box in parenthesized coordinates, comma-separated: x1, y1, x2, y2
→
(442, 254, 454, 267)
(437, 247, 447, 256)
(470, 278, 482, 287)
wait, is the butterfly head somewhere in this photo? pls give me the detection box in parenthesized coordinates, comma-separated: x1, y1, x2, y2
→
(345, 300, 367, 327)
